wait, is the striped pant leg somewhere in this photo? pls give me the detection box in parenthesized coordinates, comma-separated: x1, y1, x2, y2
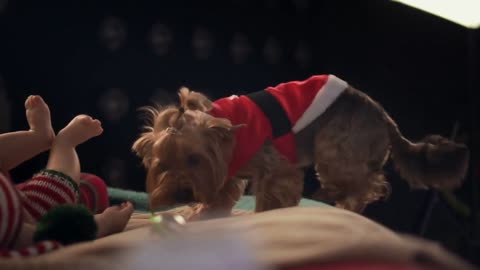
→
(17, 169, 79, 221)
(0, 240, 62, 258)
(0, 172, 23, 249)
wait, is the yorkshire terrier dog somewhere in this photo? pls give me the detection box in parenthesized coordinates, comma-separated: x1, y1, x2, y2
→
(132, 74, 469, 218)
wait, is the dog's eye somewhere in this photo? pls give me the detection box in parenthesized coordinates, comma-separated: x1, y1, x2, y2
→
(186, 100, 196, 109)
(186, 154, 201, 167)
(155, 161, 169, 172)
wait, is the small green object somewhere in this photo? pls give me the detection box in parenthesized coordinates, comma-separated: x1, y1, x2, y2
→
(33, 204, 97, 245)
(149, 214, 168, 234)
(149, 213, 186, 235)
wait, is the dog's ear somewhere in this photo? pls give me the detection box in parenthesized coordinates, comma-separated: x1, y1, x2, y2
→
(132, 106, 161, 167)
(178, 87, 213, 112)
(132, 132, 155, 167)
(205, 117, 245, 140)
(204, 117, 245, 163)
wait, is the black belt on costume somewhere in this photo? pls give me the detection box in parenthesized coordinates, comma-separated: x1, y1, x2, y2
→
(246, 90, 292, 139)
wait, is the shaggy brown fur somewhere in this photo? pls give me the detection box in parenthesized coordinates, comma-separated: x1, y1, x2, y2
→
(132, 83, 469, 218)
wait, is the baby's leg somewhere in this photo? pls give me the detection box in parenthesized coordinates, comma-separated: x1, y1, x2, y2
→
(46, 115, 103, 182)
(18, 115, 103, 221)
(0, 95, 54, 171)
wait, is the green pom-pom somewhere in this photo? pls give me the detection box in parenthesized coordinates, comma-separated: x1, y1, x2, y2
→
(33, 204, 98, 245)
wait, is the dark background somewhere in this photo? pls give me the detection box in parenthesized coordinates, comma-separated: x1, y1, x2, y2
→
(0, 0, 478, 266)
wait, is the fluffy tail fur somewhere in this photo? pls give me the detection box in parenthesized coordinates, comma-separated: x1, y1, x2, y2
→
(385, 114, 469, 190)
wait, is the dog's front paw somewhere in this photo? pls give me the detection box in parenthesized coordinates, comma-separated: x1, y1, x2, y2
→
(186, 204, 233, 221)
(177, 203, 206, 222)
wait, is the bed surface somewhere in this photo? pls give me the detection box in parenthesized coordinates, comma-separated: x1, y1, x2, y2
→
(1, 188, 475, 270)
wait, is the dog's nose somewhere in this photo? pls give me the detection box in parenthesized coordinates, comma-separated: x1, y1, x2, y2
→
(174, 189, 194, 203)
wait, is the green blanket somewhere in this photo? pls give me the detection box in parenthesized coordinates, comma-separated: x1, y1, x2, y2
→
(108, 187, 330, 212)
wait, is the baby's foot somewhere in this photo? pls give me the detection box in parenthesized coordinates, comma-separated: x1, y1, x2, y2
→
(55, 115, 103, 147)
(24, 95, 55, 141)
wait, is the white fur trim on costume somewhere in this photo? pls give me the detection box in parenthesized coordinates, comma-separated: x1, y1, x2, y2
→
(292, 74, 348, 133)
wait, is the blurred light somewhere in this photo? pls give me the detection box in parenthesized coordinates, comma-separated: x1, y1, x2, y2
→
(0, 74, 11, 132)
(173, 215, 186, 225)
(99, 16, 127, 51)
(392, 0, 480, 29)
(150, 23, 173, 56)
(293, 0, 310, 13)
(192, 26, 214, 60)
(264, 0, 280, 11)
(230, 32, 252, 65)
(231, 0, 248, 8)
(98, 88, 130, 122)
(151, 88, 176, 105)
(102, 157, 127, 188)
(294, 41, 312, 69)
(263, 36, 283, 65)
(0, 0, 8, 14)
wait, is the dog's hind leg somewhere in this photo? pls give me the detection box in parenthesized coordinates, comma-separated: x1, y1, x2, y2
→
(311, 129, 391, 213)
(313, 161, 389, 213)
(309, 117, 391, 213)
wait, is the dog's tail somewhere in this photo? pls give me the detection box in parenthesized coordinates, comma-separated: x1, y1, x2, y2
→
(385, 114, 469, 190)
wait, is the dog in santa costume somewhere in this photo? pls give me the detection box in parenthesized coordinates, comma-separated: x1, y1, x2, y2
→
(133, 74, 469, 218)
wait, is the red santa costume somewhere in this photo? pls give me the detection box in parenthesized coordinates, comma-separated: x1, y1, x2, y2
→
(209, 74, 349, 179)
